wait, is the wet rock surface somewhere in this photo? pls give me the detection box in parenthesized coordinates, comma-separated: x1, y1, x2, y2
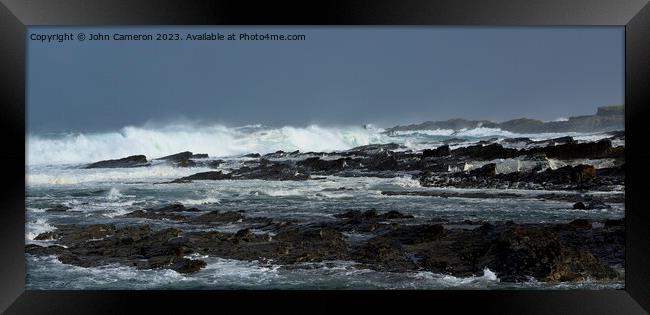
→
(26, 206, 624, 282)
(86, 135, 623, 192)
(148, 136, 625, 192)
(85, 155, 151, 169)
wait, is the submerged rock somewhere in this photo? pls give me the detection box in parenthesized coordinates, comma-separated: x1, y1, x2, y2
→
(573, 202, 587, 210)
(45, 204, 71, 212)
(172, 171, 232, 183)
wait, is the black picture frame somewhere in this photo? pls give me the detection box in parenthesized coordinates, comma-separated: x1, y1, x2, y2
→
(1, 1, 649, 314)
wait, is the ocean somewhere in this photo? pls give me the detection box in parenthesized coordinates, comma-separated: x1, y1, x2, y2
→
(25, 124, 625, 289)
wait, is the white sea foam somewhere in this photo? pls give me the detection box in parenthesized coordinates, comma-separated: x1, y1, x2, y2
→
(416, 267, 500, 286)
(250, 188, 304, 197)
(27, 123, 621, 166)
(26, 217, 55, 241)
(392, 129, 455, 136)
(106, 187, 128, 200)
(27, 124, 388, 165)
(177, 197, 221, 205)
(27, 164, 213, 186)
(391, 176, 422, 188)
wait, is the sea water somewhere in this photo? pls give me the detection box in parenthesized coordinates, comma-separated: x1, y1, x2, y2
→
(25, 124, 624, 289)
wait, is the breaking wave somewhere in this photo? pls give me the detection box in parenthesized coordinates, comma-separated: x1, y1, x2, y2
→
(27, 124, 388, 165)
(26, 123, 616, 166)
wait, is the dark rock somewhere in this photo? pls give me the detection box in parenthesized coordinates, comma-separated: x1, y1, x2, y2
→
(422, 145, 451, 158)
(532, 136, 576, 146)
(191, 153, 209, 159)
(352, 237, 416, 272)
(121, 203, 202, 221)
(26, 218, 622, 283)
(263, 150, 287, 159)
(381, 190, 519, 199)
(156, 203, 200, 212)
(122, 210, 187, 221)
(382, 210, 414, 220)
(333, 209, 413, 220)
(170, 258, 207, 273)
(569, 219, 592, 229)
(532, 139, 612, 159)
(485, 225, 614, 282)
(172, 171, 232, 183)
(45, 204, 71, 212)
(206, 160, 224, 168)
(193, 211, 243, 223)
(229, 163, 311, 181)
(573, 202, 587, 210)
(25, 244, 66, 256)
(348, 143, 402, 155)
(382, 224, 444, 244)
(452, 143, 520, 160)
(477, 137, 499, 145)
(34, 231, 58, 240)
(235, 228, 256, 242)
(469, 163, 497, 177)
(604, 218, 625, 228)
(368, 156, 399, 171)
(568, 165, 597, 183)
(157, 151, 193, 162)
(297, 157, 347, 172)
(85, 155, 150, 169)
(243, 153, 261, 158)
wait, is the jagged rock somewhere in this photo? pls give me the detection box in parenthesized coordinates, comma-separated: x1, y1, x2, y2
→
(297, 157, 347, 172)
(422, 145, 451, 158)
(26, 218, 622, 282)
(157, 151, 193, 162)
(532, 139, 612, 159)
(34, 231, 58, 240)
(85, 155, 150, 169)
(156, 204, 200, 212)
(193, 211, 243, 223)
(121, 204, 201, 221)
(469, 163, 497, 177)
(452, 143, 521, 160)
(172, 171, 232, 183)
(170, 258, 207, 273)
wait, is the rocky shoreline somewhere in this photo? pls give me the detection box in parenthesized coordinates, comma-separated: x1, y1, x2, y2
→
(79, 132, 624, 192)
(27, 205, 624, 283)
(28, 132, 625, 285)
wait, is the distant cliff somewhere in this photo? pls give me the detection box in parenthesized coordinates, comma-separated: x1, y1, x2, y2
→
(385, 105, 623, 134)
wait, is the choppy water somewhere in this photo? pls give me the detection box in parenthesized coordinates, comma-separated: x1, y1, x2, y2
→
(25, 125, 625, 289)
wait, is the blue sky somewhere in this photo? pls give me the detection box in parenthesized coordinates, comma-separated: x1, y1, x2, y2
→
(27, 26, 624, 133)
